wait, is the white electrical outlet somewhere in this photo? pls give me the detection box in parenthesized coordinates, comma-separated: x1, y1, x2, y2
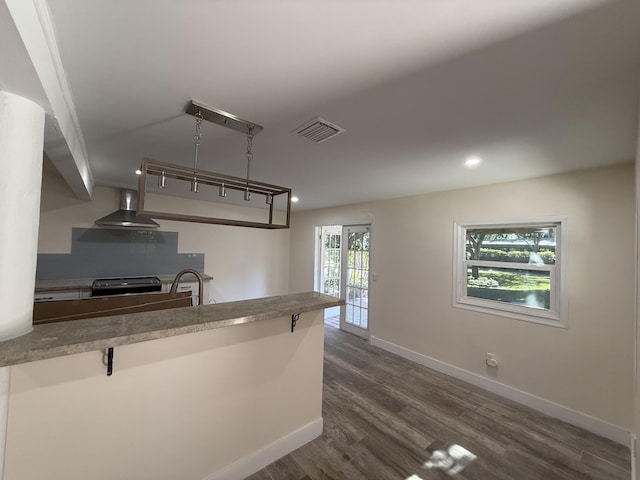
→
(485, 353, 498, 368)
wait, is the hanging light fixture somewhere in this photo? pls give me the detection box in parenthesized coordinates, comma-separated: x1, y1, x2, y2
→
(158, 170, 166, 188)
(135, 100, 293, 229)
(191, 110, 203, 193)
(244, 126, 253, 202)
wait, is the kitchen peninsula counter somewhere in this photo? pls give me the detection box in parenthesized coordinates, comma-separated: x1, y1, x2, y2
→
(4, 291, 341, 480)
(0, 291, 342, 368)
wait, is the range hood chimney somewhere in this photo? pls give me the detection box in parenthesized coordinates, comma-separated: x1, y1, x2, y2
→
(95, 189, 159, 228)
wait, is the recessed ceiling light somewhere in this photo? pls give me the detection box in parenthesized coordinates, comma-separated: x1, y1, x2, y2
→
(135, 169, 142, 175)
(464, 156, 482, 167)
(291, 196, 299, 203)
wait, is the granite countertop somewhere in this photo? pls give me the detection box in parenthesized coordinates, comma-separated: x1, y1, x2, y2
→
(35, 273, 214, 292)
(0, 292, 343, 368)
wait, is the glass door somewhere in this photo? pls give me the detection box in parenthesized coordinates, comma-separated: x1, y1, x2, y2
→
(318, 225, 342, 327)
(340, 225, 371, 338)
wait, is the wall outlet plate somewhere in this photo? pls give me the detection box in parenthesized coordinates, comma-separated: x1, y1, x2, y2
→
(485, 353, 498, 367)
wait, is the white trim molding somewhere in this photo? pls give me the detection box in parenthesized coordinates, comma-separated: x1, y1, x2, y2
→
(4, 0, 93, 200)
(0, 367, 10, 480)
(631, 433, 636, 480)
(370, 336, 630, 447)
(203, 418, 323, 480)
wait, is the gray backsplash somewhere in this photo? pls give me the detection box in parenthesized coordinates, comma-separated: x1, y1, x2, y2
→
(36, 228, 205, 280)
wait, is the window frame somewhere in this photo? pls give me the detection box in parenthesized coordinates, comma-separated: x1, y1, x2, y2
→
(453, 217, 567, 328)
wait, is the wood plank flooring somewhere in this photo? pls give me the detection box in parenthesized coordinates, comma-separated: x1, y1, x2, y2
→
(246, 326, 630, 480)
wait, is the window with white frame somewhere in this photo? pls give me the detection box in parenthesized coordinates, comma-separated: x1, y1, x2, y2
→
(453, 219, 566, 327)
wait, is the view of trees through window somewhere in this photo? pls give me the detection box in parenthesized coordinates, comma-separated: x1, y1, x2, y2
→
(464, 225, 557, 311)
(321, 228, 370, 299)
(320, 224, 371, 333)
(345, 230, 370, 301)
(321, 227, 341, 297)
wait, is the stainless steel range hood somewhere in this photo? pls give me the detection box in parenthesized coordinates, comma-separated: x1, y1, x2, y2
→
(95, 189, 160, 228)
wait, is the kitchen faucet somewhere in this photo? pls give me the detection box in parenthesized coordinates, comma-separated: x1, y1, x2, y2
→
(170, 269, 204, 306)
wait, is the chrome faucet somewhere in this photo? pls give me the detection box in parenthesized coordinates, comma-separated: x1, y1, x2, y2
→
(170, 269, 204, 306)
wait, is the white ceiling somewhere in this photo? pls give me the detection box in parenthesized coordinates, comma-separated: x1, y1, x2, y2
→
(9, 0, 640, 209)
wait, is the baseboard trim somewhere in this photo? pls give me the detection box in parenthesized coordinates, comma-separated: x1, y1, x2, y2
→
(203, 417, 323, 480)
(369, 336, 630, 447)
(631, 433, 637, 480)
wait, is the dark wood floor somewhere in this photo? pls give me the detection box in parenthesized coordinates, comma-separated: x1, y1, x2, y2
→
(247, 326, 631, 480)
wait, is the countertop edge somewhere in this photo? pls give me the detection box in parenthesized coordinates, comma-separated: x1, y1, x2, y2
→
(0, 292, 344, 368)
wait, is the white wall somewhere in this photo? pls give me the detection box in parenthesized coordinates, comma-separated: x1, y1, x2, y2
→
(4, 311, 325, 480)
(38, 164, 290, 303)
(290, 164, 635, 432)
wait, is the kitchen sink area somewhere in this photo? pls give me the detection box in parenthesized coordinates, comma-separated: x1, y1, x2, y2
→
(33, 290, 193, 324)
(34, 270, 209, 325)
(35, 227, 208, 292)
(33, 227, 215, 324)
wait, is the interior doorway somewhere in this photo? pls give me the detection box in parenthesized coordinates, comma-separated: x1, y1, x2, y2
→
(316, 224, 371, 338)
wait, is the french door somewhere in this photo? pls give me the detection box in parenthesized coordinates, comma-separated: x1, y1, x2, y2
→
(318, 225, 342, 325)
(340, 225, 371, 338)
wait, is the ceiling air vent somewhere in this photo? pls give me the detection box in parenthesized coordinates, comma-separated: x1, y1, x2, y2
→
(293, 117, 345, 143)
